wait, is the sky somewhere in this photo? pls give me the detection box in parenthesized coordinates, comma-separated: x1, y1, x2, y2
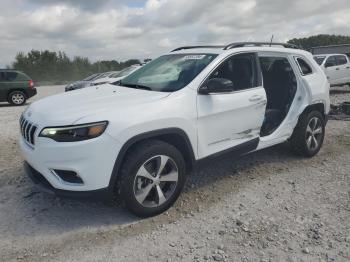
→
(1, 0, 350, 67)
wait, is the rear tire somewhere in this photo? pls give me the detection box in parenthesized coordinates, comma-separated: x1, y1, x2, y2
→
(118, 140, 186, 217)
(8, 91, 26, 106)
(290, 110, 325, 157)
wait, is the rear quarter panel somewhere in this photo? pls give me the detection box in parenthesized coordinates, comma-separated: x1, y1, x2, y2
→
(303, 53, 330, 114)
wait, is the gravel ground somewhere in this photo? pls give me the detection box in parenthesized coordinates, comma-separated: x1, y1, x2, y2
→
(0, 86, 349, 262)
(330, 84, 350, 105)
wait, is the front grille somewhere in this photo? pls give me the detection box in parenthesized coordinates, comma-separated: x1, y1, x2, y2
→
(20, 115, 38, 146)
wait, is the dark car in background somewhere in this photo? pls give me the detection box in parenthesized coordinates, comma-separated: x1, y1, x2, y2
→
(64, 71, 119, 92)
(0, 69, 36, 105)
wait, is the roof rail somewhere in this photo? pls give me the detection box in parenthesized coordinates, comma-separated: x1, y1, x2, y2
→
(224, 42, 300, 50)
(171, 45, 226, 52)
(171, 42, 301, 53)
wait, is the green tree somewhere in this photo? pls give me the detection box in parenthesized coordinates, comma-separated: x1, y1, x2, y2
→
(11, 49, 141, 84)
(288, 34, 350, 50)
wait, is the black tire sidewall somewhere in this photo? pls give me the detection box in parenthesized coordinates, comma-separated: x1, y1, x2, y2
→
(9, 91, 26, 106)
(120, 141, 186, 217)
(292, 110, 325, 157)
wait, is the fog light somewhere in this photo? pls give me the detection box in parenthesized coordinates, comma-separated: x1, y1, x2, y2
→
(52, 169, 83, 184)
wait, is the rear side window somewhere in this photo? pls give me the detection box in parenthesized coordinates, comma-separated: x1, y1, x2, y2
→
(335, 55, 347, 65)
(296, 58, 313, 75)
(5, 72, 18, 81)
(0, 71, 21, 81)
(0, 72, 5, 81)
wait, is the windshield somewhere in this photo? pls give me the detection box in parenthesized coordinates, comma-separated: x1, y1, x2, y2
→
(313, 56, 326, 65)
(110, 66, 139, 78)
(119, 54, 218, 92)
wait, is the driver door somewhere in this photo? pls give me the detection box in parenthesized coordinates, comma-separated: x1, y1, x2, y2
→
(196, 53, 267, 158)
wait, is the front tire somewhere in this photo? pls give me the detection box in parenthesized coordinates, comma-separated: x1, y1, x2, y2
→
(118, 140, 186, 217)
(290, 110, 325, 157)
(8, 91, 26, 106)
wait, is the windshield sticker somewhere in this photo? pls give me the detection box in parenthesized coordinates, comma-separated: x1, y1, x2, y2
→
(182, 55, 206, 60)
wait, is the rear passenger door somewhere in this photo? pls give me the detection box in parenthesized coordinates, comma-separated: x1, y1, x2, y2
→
(196, 53, 267, 158)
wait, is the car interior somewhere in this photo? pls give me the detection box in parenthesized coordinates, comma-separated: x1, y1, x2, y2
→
(207, 54, 297, 137)
(259, 57, 297, 136)
(209, 54, 256, 90)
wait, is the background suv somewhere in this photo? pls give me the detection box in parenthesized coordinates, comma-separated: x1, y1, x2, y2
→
(20, 42, 330, 217)
(0, 69, 36, 105)
(314, 53, 350, 86)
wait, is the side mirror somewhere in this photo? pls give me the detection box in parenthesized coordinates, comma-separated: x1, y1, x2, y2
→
(198, 78, 234, 95)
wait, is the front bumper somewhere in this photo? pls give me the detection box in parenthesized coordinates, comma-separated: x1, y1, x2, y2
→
(20, 133, 121, 194)
(24, 162, 111, 199)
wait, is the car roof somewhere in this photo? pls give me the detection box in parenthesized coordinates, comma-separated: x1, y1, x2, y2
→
(171, 46, 311, 57)
(168, 42, 314, 57)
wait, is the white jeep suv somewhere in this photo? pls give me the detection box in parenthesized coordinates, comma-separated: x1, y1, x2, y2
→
(20, 42, 330, 217)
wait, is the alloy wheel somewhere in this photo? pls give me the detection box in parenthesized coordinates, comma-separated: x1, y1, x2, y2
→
(133, 155, 178, 208)
(305, 117, 323, 151)
(12, 93, 25, 105)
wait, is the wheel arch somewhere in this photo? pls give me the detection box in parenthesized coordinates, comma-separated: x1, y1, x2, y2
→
(301, 102, 326, 118)
(108, 128, 196, 190)
(7, 89, 28, 100)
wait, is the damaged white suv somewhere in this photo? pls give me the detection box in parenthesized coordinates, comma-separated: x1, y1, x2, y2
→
(20, 42, 330, 217)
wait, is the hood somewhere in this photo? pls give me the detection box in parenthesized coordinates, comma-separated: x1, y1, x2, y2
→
(26, 84, 170, 126)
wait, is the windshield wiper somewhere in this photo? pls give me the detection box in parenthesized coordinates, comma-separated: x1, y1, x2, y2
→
(119, 83, 152, 91)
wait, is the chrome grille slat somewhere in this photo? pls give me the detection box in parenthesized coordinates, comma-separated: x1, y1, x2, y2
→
(22, 121, 28, 138)
(30, 126, 37, 144)
(27, 124, 33, 143)
(20, 115, 38, 146)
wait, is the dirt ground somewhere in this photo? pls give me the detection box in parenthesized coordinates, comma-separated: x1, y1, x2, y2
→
(0, 86, 349, 262)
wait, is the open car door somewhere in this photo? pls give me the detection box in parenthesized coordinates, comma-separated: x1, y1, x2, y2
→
(196, 53, 267, 158)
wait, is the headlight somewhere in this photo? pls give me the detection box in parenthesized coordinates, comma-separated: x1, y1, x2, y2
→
(39, 121, 108, 142)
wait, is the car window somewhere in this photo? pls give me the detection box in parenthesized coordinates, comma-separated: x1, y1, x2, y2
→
(335, 55, 347, 66)
(120, 54, 218, 92)
(0, 72, 5, 81)
(209, 53, 258, 91)
(110, 67, 138, 78)
(313, 56, 326, 65)
(325, 56, 337, 67)
(296, 58, 313, 75)
(0, 71, 19, 81)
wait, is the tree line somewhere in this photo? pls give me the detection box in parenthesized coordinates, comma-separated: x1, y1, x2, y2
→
(11, 50, 142, 84)
(9, 34, 350, 83)
(287, 34, 350, 50)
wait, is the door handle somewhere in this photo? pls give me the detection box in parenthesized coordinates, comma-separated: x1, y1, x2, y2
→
(335, 68, 340, 70)
(249, 95, 263, 102)
(346, 66, 350, 69)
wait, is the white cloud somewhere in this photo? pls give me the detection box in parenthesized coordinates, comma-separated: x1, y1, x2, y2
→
(158, 38, 172, 48)
(1, 0, 350, 67)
